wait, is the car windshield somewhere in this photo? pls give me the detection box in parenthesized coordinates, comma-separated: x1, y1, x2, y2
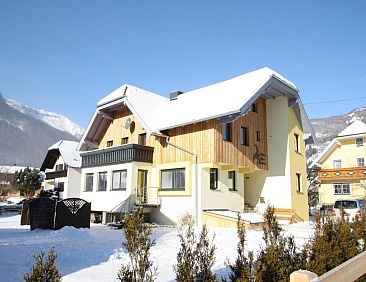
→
(334, 200, 357, 209)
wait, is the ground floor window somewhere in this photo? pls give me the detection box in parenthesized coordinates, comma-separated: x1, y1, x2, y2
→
(296, 173, 302, 193)
(210, 168, 218, 190)
(85, 173, 94, 192)
(161, 168, 185, 190)
(228, 171, 236, 191)
(112, 170, 127, 190)
(98, 172, 107, 191)
(334, 182, 350, 195)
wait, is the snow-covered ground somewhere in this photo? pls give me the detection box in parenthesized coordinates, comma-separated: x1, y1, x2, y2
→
(0, 213, 314, 282)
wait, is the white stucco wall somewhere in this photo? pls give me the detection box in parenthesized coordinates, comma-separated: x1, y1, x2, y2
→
(66, 167, 81, 198)
(245, 96, 292, 212)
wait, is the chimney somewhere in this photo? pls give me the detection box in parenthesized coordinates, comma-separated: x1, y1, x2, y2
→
(169, 90, 184, 101)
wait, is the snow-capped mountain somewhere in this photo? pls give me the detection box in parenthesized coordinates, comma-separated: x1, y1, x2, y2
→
(307, 107, 366, 165)
(5, 99, 84, 139)
(0, 93, 84, 167)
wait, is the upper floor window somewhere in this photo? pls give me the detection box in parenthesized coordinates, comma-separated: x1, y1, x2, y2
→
(228, 171, 236, 191)
(139, 133, 147, 146)
(107, 140, 113, 147)
(112, 170, 127, 190)
(85, 173, 94, 192)
(55, 164, 64, 172)
(294, 133, 300, 152)
(357, 157, 365, 167)
(296, 173, 302, 193)
(333, 159, 342, 169)
(241, 127, 249, 146)
(161, 168, 185, 190)
(251, 102, 258, 113)
(210, 168, 218, 190)
(256, 131, 261, 142)
(356, 138, 364, 147)
(98, 171, 107, 191)
(223, 123, 232, 142)
(334, 183, 350, 195)
(121, 137, 128, 145)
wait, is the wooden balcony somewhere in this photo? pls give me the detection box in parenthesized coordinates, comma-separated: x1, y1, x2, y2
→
(81, 144, 154, 168)
(318, 167, 366, 181)
(45, 170, 67, 180)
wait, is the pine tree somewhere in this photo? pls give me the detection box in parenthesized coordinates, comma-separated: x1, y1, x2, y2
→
(254, 206, 305, 282)
(225, 213, 253, 282)
(117, 207, 158, 282)
(23, 247, 61, 282)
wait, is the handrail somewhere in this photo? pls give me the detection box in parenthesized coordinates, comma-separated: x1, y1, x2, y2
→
(135, 186, 160, 206)
(290, 250, 366, 282)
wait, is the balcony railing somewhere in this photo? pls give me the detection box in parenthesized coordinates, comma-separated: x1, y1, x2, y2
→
(135, 187, 160, 207)
(318, 167, 366, 181)
(81, 144, 154, 168)
(45, 170, 67, 180)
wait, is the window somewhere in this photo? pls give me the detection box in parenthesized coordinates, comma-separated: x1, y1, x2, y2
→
(333, 159, 342, 169)
(107, 140, 113, 147)
(251, 102, 258, 113)
(334, 183, 350, 195)
(356, 138, 364, 147)
(55, 164, 64, 172)
(294, 133, 300, 152)
(357, 157, 365, 167)
(112, 170, 127, 190)
(161, 168, 185, 190)
(98, 172, 107, 191)
(296, 173, 302, 193)
(138, 133, 147, 145)
(121, 137, 128, 145)
(210, 168, 218, 190)
(228, 171, 236, 191)
(56, 182, 64, 192)
(85, 173, 94, 192)
(256, 131, 260, 142)
(223, 123, 232, 142)
(241, 127, 249, 146)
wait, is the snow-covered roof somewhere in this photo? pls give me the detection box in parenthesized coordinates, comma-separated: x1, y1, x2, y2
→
(79, 67, 315, 150)
(41, 140, 81, 170)
(338, 120, 366, 137)
(312, 120, 366, 166)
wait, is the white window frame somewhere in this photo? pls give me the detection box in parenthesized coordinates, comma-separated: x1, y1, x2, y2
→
(98, 171, 108, 191)
(333, 159, 342, 169)
(85, 173, 94, 192)
(112, 170, 127, 190)
(334, 182, 350, 195)
(357, 157, 365, 167)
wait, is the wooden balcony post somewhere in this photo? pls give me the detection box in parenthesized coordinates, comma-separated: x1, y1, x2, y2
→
(290, 270, 318, 282)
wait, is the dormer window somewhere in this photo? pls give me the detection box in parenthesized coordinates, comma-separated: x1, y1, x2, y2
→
(356, 138, 364, 147)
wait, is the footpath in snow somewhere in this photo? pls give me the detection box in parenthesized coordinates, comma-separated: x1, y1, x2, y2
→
(0, 213, 314, 282)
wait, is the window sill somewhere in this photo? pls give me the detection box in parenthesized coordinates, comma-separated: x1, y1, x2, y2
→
(111, 189, 127, 191)
(228, 188, 237, 192)
(160, 188, 185, 192)
(297, 191, 304, 195)
(83, 190, 93, 192)
(96, 190, 107, 192)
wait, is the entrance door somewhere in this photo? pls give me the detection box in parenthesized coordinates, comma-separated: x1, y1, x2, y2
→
(137, 170, 148, 204)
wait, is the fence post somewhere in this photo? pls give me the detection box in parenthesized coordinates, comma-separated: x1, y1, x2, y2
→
(290, 270, 318, 282)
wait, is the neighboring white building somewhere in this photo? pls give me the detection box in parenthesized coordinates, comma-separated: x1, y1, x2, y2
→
(40, 140, 81, 199)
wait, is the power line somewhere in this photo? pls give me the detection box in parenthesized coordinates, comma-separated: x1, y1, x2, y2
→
(304, 96, 366, 105)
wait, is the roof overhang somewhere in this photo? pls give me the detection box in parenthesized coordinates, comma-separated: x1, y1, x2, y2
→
(40, 149, 60, 171)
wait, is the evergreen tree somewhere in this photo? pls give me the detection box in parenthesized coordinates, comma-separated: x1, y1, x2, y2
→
(117, 207, 158, 282)
(254, 206, 305, 282)
(23, 247, 61, 282)
(225, 213, 253, 282)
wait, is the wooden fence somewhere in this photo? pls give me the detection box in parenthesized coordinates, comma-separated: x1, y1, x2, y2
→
(290, 250, 366, 282)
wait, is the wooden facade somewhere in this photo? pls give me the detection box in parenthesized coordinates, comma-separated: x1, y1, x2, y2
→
(96, 98, 268, 170)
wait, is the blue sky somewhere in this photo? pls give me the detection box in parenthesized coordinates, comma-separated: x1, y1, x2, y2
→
(1, 1, 365, 128)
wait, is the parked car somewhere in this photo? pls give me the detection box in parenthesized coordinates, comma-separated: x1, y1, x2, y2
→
(332, 198, 366, 222)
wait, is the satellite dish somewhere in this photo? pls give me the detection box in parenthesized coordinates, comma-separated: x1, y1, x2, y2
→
(124, 118, 132, 129)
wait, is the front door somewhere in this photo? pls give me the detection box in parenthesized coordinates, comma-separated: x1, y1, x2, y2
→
(137, 170, 148, 204)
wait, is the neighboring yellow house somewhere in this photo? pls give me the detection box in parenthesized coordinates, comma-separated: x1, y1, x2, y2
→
(313, 120, 366, 205)
(77, 67, 315, 226)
